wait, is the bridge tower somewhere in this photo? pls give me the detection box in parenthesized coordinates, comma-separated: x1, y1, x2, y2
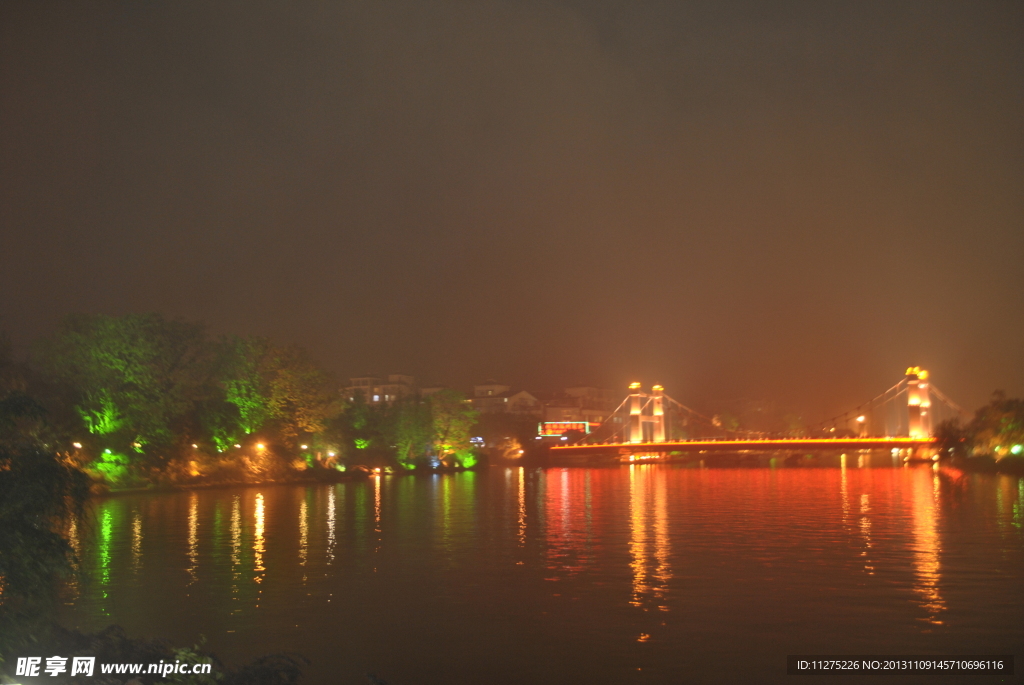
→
(627, 383, 667, 443)
(651, 385, 666, 442)
(905, 367, 931, 438)
(628, 382, 644, 443)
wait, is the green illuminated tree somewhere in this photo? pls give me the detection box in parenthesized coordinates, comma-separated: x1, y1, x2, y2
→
(218, 336, 336, 447)
(387, 397, 432, 469)
(269, 345, 335, 441)
(429, 389, 479, 467)
(326, 390, 382, 463)
(219, 336, 278, 436)
(966, 392, 1024, 460)
(935, 393, 1024, 470)
(24, 316, 339, 482)
(34, 314, 215, 463)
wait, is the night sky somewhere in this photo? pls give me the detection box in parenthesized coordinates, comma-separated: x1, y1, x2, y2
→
(2, 1, 1021, 421)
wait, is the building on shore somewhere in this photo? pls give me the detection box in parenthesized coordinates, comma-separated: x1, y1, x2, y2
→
(345, 374, 617, 432)
(470, 380, 543, 416)
(344, 374, 417, 404)
(469, 380, 616, 432)
(541, 386, 617, 425)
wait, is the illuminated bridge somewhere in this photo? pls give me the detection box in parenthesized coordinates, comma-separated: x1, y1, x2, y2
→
(550, 368, 965, 461)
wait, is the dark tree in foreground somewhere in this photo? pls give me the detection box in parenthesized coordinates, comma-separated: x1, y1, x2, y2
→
(934, 418, 969, 459)
(0, 392, 306, 682)
(0, 418, 90, 656)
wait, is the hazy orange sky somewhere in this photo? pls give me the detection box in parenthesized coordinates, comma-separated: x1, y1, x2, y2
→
(2, 1, 1021, 422)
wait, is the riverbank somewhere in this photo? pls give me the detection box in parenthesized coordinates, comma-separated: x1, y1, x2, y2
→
(947, 454, 1024, 475)
(93, 466, 353, 496)
(92, 463, 487, 497)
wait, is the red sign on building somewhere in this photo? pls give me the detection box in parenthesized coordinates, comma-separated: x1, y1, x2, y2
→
(539, 421, 592, 436)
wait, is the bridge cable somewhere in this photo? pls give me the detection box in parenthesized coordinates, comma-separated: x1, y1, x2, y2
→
(816, 378, 907, 431)
(662, 394, 764, 439)
(928, 384, 968, 417)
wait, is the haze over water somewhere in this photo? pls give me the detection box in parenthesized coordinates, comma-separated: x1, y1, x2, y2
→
(62, 465, 1024, 684)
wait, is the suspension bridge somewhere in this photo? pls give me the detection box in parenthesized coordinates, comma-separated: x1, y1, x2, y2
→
(550, 368, 967, 461)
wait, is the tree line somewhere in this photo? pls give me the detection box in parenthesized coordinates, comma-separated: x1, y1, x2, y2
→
(1, 313, 481, 488)
(935, 391, 1024, 472)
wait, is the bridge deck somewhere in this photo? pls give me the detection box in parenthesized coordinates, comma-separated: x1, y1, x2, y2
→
(550, 437, 937, 453)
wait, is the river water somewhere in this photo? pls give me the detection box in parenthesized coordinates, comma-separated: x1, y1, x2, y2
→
(61, 464, 1023, 684)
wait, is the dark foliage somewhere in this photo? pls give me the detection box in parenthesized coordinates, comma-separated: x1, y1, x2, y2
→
(0, 442, 90, 650)
(222, 652, 308, 685)
(935, 392, 1024, 472)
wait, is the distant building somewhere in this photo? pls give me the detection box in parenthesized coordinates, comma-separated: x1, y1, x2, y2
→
(564, 386, 616, 407)
(474, 380, 510, 398)
(467, 381, 543, 416)
(467, 380, 615, 426)
(344, 374, 417, 404)
(470, 380, 509, 413)
(507, 390, 543, 416)
(542, 386, 617, 425)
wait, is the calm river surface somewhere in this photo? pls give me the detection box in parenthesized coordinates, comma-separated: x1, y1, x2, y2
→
(61, 464, 1023, 684)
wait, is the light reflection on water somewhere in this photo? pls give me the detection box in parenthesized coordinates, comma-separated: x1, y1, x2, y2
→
(628, 465, 671, 611)
(131, 509, 143, 574)
(372, 475, 382, 569)
(230, 494, 240, 609)
(1016, 479, 1024, 530)
(62, 466, 1024, 685)
(186, 493, 198, 586)
(253, 492, 265, 582)
(97, 508, 112, 601)
(517, 467, 526, 547)
(298, 497, 308, 568)
(326, 487, 335, 565)
(910, 470, 945, 624)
